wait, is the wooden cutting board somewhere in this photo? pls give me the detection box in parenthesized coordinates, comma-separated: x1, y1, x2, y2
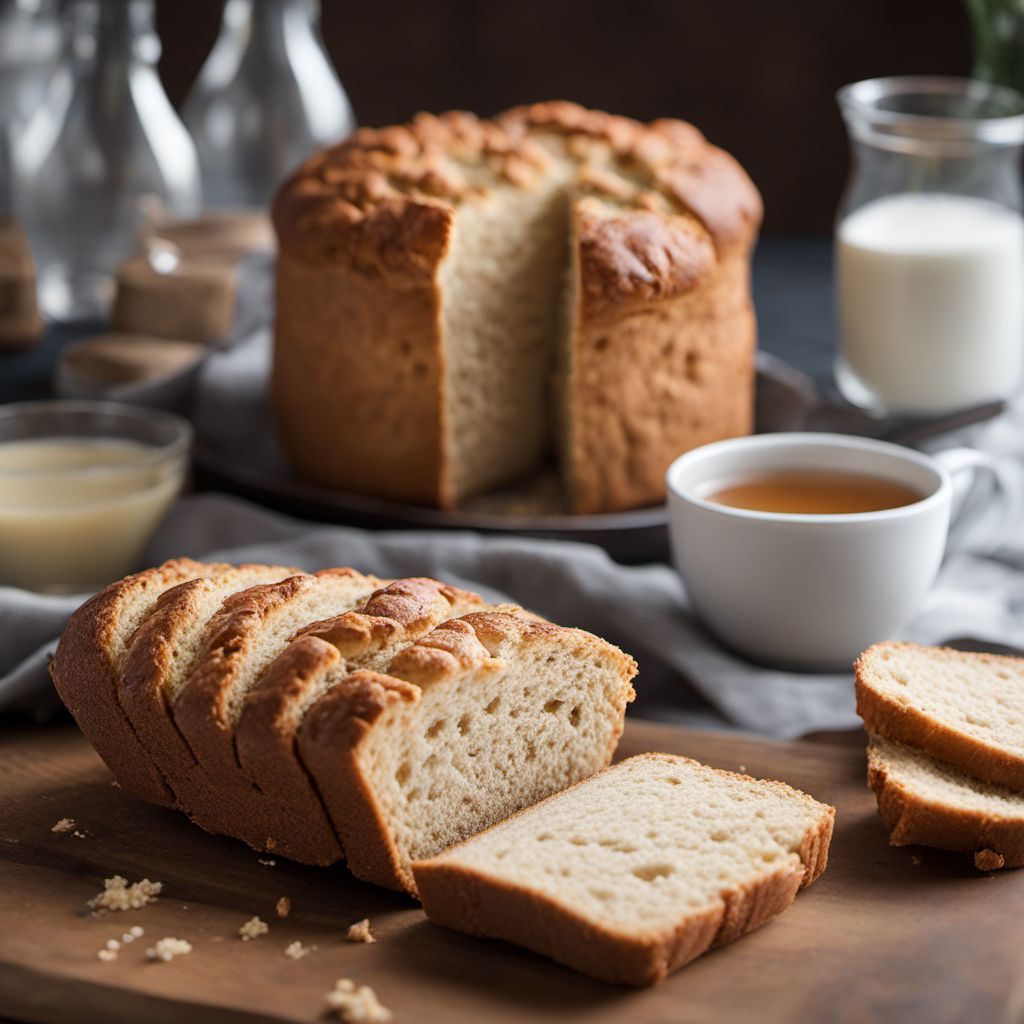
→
(2, 718, 1022, 1024)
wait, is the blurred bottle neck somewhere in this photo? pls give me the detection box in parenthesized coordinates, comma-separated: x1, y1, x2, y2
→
(62, 0, 160, 72)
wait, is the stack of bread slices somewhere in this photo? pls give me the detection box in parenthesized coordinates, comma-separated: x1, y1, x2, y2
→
(51, 560, 835, 985)
(856, 642, 1024, 870)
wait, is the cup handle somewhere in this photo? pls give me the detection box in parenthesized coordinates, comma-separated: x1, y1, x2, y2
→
(932, 447, 1017, 555)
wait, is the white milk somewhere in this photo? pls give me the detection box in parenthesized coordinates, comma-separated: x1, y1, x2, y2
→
(0, 437, 183, 591)
(837, 193, 1024, 413)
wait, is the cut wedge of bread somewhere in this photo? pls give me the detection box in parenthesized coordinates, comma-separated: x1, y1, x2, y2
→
(299, 610, 638, 892)
(856, 642, 1024, 792)
(867, 734, 1024, 870)
(170, 569, 383, 837)
(413, 753, 834, 985)
(117, 564, 299, 803)
(50, 558, 217, 805)
(232, 578, 487, 863)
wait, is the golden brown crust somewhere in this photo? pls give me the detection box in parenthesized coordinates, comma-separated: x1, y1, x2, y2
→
(48, 558, 213, 805)
(866, 741, 1024, 870)
(168, 568, 381, 853)
(296, 669, 420, 884)
(271, 252, 450, 507)
(855, 642, 1024, 792)
(565, 246, 755, 513)
(412, 753, 833, 985)
(232, 578, 483, 864)
(274, 101, 760, 277)
(116, 565, 298, 810)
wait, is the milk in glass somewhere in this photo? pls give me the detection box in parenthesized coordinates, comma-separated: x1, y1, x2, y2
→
(837, 193, 1024, 413)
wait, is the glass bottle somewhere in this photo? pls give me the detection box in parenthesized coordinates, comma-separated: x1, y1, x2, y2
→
(182, 0, 355, 210)
(13, 0, 201, 322)
(0, 0, 61, 136)
(835, 76, 1024, 415)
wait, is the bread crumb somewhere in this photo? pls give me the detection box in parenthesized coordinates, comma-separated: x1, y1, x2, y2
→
(97, 948, 118, 962)
(51, 818, 75, 833)
(738, 765, 747, 773)
(146, 937, 192, 962)
(111, 781, 120, 788)
(325, 979, 392, 1022)
(239, 916, 269, 941)
(72, 830, 88, 839)
(345, 919, 375, 944)
(258, 858, 276, 867)
(88, 876, 162, 912)
(276, 896, 291, 918)
(975, 848, 1005, 872)
(910, 854, 923, 867)
(284, 940, 316, 960)
(105, 939, 121, 951)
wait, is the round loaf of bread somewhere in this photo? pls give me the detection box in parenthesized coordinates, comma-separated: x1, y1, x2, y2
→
(272, 101, 761, 514)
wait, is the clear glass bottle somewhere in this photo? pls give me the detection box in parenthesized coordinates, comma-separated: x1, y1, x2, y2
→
(835, 77, 1024, 415)
(182, 0, 355, 210)
(13, 0, 201, 322)
(0, 0, 61, 135)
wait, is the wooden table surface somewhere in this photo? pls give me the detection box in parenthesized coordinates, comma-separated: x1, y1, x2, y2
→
(2, 717, 1022, 1024)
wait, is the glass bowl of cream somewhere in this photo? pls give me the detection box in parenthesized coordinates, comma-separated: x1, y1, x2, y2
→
(0, 400, 191, 592)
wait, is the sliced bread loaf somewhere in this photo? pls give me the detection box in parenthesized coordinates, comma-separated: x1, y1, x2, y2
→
(867, 734, 1024, 870)
(117, 564, 300, 805)
(50, 558, 217, 805)
(231, 577, 486, 863)
(412, 753, 834, 985)
(856, 642, 1024, 792)
(170, 569, 382, 838)
(298, 611, 638, 892)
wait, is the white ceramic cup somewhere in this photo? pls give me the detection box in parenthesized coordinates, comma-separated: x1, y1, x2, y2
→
(665, 432, 1006, 671)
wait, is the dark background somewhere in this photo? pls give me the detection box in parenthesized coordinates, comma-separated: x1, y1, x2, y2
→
(155, 0, 973, 235)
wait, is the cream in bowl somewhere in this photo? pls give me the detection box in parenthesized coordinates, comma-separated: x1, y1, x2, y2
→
(666, 433, 1008, 670)
(0, 401, 191, 592)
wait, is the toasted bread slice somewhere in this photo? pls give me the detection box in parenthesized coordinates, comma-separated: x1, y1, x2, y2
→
(413, 753, 834, 985)
(867, 733, 1024, 870)
(856, 642, 1024, 792)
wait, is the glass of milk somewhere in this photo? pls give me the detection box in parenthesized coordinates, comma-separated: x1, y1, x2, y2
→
(0, 401, 191, 592)
(836, 76, 1024, 415)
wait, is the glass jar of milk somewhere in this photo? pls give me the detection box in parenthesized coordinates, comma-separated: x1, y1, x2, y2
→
(836, 77, 1024, 414)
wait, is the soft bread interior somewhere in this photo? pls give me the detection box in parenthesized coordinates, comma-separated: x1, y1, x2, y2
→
(439, 166, 572, 501)
(355, 634, 631, 880)
(416, 755, 830, 933)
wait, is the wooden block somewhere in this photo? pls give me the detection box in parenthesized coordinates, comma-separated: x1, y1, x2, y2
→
(0, 217, 43, 348)
(112, 255, 236, 344)
(58, 333, 204, 389)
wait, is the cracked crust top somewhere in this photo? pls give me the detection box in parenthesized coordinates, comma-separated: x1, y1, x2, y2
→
(273, 100, 761, 298)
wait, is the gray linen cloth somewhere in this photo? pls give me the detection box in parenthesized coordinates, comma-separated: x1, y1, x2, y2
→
(4, 256, 1023, 737)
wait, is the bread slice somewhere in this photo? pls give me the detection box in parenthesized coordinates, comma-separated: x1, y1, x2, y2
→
(413, 753, 834, 985)
(232, 578, 486, 863)
(117, 564, 299, 806)
(856, 642, 1024, 792)
(298, 610, 638, 892)
(867, 734, 1024, 870)
(50, 558, 216, 804)
(171, 569, 382, 838)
